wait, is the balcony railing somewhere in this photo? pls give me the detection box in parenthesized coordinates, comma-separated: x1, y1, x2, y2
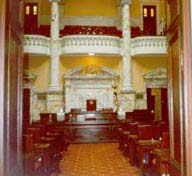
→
(24, 35, 50, 55)
(131, 36, 167, 55)
(24, 34, 167, 56)
(60, 35, 121, 55)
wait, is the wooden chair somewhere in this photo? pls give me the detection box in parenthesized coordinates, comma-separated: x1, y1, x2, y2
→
(127, 123, 161, 166)
(25, 126, 62, 175)
(23, 134, 51, 176)
(145, 132, 170, 176)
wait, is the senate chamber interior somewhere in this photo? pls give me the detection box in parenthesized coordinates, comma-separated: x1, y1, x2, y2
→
(0, 0, 192, 176)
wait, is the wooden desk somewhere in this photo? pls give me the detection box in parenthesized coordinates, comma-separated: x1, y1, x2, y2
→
(36, 111, 119, 143)
(63, 120, 119, 143)
(65, 111, 117, 121)
(65, 111, 118, 143)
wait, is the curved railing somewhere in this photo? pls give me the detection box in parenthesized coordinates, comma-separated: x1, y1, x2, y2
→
(24, 35, 50, 55)
(59, 35, 122, 55)
(24, 34, 167, 56)
(131, 36, 167, 55)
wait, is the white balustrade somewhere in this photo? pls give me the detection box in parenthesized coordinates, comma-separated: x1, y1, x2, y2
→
(24, 35, 50, 55)
(131, 36, 167, 55)
(59, 35, 122, 55)
(24, 34, 167, 56)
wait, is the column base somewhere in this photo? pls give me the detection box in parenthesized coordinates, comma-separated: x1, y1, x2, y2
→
(118, 89, 136, 119)
(121, 86, 135, 93)
(48, 85, 62, 92)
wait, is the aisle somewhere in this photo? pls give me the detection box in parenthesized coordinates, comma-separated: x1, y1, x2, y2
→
(59, 143, 140, 176)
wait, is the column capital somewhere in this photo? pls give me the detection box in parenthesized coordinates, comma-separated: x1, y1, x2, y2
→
(49, 0, 60, 3)
(121, 0, 131, 6)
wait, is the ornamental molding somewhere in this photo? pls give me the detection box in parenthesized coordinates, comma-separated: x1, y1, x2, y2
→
(121, 0, 132, 5)
(49, 0, 60, 2)
(24, 35, 167, 56)
(63, 65, 119, 80)
(64, 66, 119, 112)
(23, 70, 37, 85)
(143, 67, 167, 88)
(61, 16, 118, 27)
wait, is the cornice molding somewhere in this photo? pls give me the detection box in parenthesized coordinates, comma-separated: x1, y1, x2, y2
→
(121, 0, 132, 5)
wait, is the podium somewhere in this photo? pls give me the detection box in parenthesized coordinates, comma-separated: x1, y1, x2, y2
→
(86, 99, 96, 111)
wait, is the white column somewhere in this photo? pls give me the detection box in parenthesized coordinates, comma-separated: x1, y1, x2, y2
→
(121, 0, 133, 91)
(49, 0, 60, 91)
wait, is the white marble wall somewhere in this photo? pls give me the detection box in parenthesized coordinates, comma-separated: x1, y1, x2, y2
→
(119, 91, 136, 114)
(28, 67, 168, 121)
(64, 65, 119, 112)
(135, 92, 147, 109)
(65, 82, 114, 112)
(32, 91, 63, 121)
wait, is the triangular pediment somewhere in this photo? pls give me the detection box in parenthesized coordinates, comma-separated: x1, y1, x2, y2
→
(143, 67, 167, 79)
(143, 67, 167, 88)
(23, 70, 37, 84)
(63, 65, 119, 79)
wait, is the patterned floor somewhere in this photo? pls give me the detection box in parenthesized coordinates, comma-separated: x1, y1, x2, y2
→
(59, 143, 140, 176)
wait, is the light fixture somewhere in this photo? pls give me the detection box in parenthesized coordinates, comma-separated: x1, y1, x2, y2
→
(88, 53, 95, 56)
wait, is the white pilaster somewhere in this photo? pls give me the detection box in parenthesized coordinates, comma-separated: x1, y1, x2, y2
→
(49, 0, 61, 91)
(121, 0, 133, 91)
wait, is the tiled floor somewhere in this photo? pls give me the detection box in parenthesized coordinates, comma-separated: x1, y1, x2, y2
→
(59, 143, 140, 176)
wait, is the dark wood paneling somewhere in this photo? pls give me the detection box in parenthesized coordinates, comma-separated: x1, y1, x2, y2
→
(23, 89, 30, 132)
(168, 0, 179, 24)
(167, 0, 192, 176)
(161, 88, 168, 123)
(168, 26, 183, 176)
(0, 0, 7, 175)
(0, 0, 23, 175)
(147, 88, 155, 120)
(182, 0, 192, 175)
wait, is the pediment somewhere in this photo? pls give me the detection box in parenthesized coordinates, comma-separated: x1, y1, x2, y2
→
(143, 67, 167, 79)
(23, 70, 37, 84)
(143, 67, 167, 88)
(63, 65, 119, 79)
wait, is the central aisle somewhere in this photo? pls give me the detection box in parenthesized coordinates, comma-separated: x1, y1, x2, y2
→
(59, 143, 140, 176)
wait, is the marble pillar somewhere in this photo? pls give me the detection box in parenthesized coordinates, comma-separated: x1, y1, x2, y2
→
(121, 0, 133, 91)
(118, 0, 136, 116)
(49, 0, 60, 91)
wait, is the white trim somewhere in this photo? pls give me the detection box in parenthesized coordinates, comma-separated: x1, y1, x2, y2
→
(60, 16, 119, 28)
(24, 34, 167, 56)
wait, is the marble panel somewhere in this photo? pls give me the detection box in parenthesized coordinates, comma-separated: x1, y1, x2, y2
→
(135, 100, 147, 109)
(64, 65, 119, 112)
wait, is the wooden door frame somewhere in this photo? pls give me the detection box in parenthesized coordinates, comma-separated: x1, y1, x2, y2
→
(24, 2, 38, 34)
(140, 1, 160, 35)
(167, 23, 183, 175)
(0, 0, 6, 175)
(24, 0, 40, 30)
(183, 0, 192, 175)
(167, 0, 192, 175)
(0, 0, 23, 175)
(143, 5, 157, 35)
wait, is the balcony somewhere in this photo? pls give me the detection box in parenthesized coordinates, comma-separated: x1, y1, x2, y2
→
(131, 36, 167, 55)
(24, 34, 167, 56)
(60, 35, 121, 55)
(24, 35, 50, 55)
